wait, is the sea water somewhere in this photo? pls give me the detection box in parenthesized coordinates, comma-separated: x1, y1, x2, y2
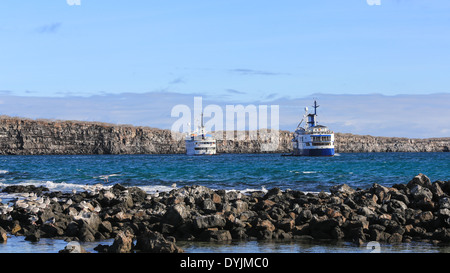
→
(0, 153, 449, 253)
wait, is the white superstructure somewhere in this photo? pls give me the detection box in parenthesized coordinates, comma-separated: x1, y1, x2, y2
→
(185, 114, 217, 155)
(291, 100, 335, 156)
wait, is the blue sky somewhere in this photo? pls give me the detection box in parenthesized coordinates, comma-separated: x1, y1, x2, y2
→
(2, 0, 450, 98)
(0, 1, 449, 137)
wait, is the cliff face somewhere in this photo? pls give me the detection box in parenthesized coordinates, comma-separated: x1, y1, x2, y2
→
(0, 117, 448, 155)
(213, 130, 292, 154)
(0, 117, 184, 155)
(334, 133, 450, 153)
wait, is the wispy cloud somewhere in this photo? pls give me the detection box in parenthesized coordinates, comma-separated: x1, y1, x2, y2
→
(264, 93, 277, 100)
(226, 89, 246, 95)
(229, 68, 289, 76)
(0, 92, 448, 138)
(36, 22, 62, 34)
(168, 77, 186, 85)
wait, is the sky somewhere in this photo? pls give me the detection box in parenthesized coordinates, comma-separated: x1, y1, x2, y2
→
(0, 0, 449, 138)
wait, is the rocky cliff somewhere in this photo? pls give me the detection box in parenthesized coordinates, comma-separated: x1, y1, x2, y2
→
(0, 116, 448, 155)
(0, 117, 184, 155)
(335, 133, 450, 153)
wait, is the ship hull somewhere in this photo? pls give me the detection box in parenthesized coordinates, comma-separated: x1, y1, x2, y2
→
(293, 147, 335, 157)
(185, 140, 217, 156)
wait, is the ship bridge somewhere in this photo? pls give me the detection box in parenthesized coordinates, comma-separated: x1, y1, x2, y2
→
(306, 125, 333, 134)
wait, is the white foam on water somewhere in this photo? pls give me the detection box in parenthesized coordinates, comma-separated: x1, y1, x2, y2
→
(0, 170, 9, 174)
(0, 180, 302, 198)
(227, 186, 268, 194)
(289, 170, 317, 174)
(139, 185, 174, 194)
(0, 179, 181, 198)
(92, 173, 123, 180)
(0, 180, 111, 194)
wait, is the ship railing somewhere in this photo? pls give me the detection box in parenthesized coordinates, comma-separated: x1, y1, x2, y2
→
(303, 131, 334, 135)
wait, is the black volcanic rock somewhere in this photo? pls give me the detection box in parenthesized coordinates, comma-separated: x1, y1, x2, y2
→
(1, 174, 450, 252)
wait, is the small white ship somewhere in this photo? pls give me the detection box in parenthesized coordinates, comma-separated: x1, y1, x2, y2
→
(185, 113, 217, 155)
(291, 100, 335, 156)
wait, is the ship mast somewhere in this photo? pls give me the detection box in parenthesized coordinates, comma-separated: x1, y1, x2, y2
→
(201, 112, 204, 128)
(307, 100, 319, 128)
(313, 100, 319, 115)
(200, 112, 205, 139)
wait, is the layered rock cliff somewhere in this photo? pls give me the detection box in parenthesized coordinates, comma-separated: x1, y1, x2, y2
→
(0, 116, 448, 155)
(0, 117, 184, 155)
(335, 133, 450, 153)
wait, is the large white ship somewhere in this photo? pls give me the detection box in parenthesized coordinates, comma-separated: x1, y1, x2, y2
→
(185, 113, 217, 155)
(291, 100, 335, 156)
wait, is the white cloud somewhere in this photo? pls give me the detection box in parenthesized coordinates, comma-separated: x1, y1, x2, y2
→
(0, 92, 448, 138)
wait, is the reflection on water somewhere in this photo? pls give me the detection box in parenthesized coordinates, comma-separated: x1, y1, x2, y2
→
(2, 234, 450, 253)
(0, 235, 113, 253)
(178, 239, 450, 253)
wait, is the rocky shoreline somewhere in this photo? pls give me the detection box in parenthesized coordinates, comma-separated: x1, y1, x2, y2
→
(1, 173, 450, 253)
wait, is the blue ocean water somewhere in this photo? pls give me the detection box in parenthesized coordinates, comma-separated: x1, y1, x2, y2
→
(0, 153, 448, 193)
(0, 152, 449, 253)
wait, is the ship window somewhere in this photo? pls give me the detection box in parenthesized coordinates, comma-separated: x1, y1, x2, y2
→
(311, 136, 331, 142)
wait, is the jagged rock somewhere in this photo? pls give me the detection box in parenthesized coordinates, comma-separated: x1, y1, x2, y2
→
(72, 211, 101, 231)
(388, 233, 403, 243)
(0, 227, 7, 243)
(201, 199, 216, 212)
(135, 231, 183, 253)
(108, 230, 134, 253)
(431, 183, 445, 199)
(255, 219, 276, 232)
(2, 185, 49, 194)
(41, 223, 64, 238)
(388, 199, 408, 213)
(330, 184, 355, 196)
(212, 193, 222, 204)
(2, 174, 450, 252)
(371, 183, 390, 202)
(163, 204, 190, 226)
(233, 200, 248, 214)
(25, 231, 41, 242)
(407, 173, 432, 189)
(99, 221, 112, 234)
(440, 197, 450, 209)
(173, 185, 215, 201)
(264, 188, 282, 199)
(199, 230, 232, 242)
(297, 209, 313, 224)
(276, 218, 295, 232)
(410, 185, 433, 201)
(433, 228, 450, 242)
(11, 221, 21, 235)
(438, 208, 450, 218)
(194, 215, 226, 229)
